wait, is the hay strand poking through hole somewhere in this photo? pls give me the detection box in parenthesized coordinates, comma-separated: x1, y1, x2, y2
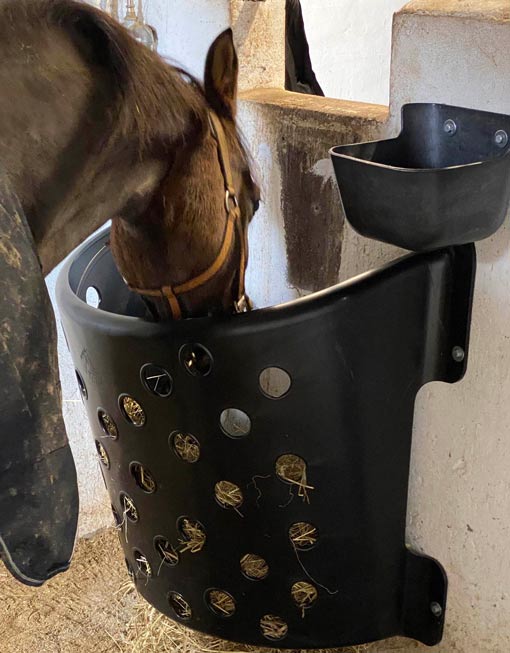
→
(95, 440, 110, 468)
(215, 481, 243, 513)
(122, 494, 139, 523)
(121, 395, 146, 426)
(134, 550, 152, 578)
(289, 521, 318, 550)
(240, 553, 269, 580)
(131, 463, 157, 493)
(291, 581, 318, 617)
(207, 590, 236, 618)
(172, 432, 201, 463)
(276, 454, 313, 503)
(178, 519, 206, 554)
(155, 537, 179, 568)
(168, 592, 193, 620)
(259, 614, 288, 641)
(98, 409, 118, 439)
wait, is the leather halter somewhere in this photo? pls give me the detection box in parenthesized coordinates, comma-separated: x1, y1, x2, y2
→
(128, 112, 250, 320)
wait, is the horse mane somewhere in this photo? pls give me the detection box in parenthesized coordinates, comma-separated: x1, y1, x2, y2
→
(3, 0, 208, 153)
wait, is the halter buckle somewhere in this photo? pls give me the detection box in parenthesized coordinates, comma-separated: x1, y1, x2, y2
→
(234, 294, 251, 314)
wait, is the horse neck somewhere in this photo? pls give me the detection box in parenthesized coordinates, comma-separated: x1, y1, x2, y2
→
(0, 11, 168, 275)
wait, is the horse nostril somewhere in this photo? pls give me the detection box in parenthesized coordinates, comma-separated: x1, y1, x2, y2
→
(253, 199, 260, 214)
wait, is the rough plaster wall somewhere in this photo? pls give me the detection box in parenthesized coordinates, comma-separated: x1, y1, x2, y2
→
(240, 90, 387, 301)
(337, 4, 510, 652)
(230, 0, 285, 91)
(301, 0, 406, 105)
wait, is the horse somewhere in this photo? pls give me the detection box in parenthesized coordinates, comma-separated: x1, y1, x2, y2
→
(0, 0, 259, 586)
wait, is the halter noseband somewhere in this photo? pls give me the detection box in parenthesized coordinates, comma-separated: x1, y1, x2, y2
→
(127, 111, 250, 320)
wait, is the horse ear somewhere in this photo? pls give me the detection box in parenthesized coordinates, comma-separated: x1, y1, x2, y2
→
(204, 28, 239, 119)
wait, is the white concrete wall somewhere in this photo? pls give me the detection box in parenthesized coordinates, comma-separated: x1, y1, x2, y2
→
(338, 3, 510, 651)
(144, 0, 229, 79)
(301, 0, 405, 104)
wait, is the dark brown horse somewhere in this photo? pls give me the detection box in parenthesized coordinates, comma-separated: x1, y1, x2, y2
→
(0, 0, 258, 585)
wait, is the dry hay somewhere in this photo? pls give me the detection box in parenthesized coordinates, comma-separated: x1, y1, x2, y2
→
(179, 519, 206, 553)
(173, 432, 201, 463)
(122, 396, 146, 426)
(289, 521, 318, 549)
(155, 537, 179, 566)
(259, 615, 288, 641)
(276, 454, 314, 503)
(291, 581, 318, 617)
(215, 481, 244, 511)
(122, 494, 139, 523)
(95, 440, 110, 467)
(135, 551, 153, 578)
(240, 553, 269, 580)
(168, 592, 193, 620)
(207, 590, 236, 618)
(99, 409, 118, 438)
(132, 463, 157, 493)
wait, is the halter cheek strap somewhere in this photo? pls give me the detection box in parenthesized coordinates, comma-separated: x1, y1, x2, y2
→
(127, 111, 249, 320)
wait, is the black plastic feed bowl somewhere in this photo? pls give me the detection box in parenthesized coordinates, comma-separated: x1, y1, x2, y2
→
(331, 103, 510, 251)
(56, 230, 476, 649)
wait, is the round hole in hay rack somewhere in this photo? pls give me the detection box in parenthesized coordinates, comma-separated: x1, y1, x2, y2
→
(260, 614, 288, 641)
(85, 286, 101, 308)
(179, 343, 213, 377)
(177, 518, 206, 554)
(171, 431, 201, 463)
(75, 370, 88, 400)
(134, 549, 152, 578)
(291, 581, 318, 616)
(120, 492, 139, 523)
(259, 367, 292, 399)
(97, 409, 118, 439)
(140, 363, 173, 397)
(220, 408, 251, 439)
(206, 589, 237, 618)
(119, 395, 146, 427)
(288, 521, 319, 550)
(276, 454, 312, 503)
(240, 553, 269, 581)
(168, 591, 193, 621)
(130, 462, 157, 494)
(154, 536, 179, 567)
(95, 440, 110, 468)
(214, 480, 243, 511)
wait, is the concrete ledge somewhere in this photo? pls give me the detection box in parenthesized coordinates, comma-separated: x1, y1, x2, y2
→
(400, 0, 510, 22)
(241, 88, 389, 132)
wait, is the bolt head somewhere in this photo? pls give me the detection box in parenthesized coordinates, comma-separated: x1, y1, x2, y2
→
(495, 130, 508, 148)
(430, 601, 443, 618)
(452, 346, 465, 363)
(443, 119, 457, 135)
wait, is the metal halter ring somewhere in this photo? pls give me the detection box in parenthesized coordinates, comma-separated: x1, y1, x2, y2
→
(225, 189, 239, 213)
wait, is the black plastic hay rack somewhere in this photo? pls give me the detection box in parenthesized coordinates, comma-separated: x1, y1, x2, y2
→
(56, 103, 510, 649)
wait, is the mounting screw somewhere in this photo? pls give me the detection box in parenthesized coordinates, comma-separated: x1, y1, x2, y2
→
(443, 119, 457, 136)
(452, 346, 465, 362)
(495, 130, 508, 148)
(430, 602, 443, 618)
